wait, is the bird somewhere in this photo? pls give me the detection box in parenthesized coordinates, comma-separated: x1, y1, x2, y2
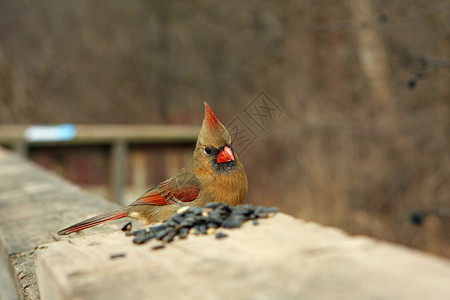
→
(57, 102, 248, 235)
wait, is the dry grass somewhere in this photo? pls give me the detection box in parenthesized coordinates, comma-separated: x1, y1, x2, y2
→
(0, 0, 449, 257)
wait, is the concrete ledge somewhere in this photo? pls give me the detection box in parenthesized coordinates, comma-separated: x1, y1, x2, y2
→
(35, 214, 450, 299)
(0, 148, 139, 299)
(1, 147, 450, 299)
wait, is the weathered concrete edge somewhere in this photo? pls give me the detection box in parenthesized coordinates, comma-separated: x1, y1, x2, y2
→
(0, 147, 126, 299)
(33, 212, 450, 300)
(2, 146, 450, 299)
(0, 231, 20, 300)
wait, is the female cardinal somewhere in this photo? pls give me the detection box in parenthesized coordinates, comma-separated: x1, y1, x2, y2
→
(58, 102, 248, 235)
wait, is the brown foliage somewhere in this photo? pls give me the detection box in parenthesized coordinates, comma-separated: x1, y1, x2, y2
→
(0, 1, 449, 257)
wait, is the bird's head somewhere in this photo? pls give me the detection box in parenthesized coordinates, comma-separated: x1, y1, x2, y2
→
(195, 102, 238, 173)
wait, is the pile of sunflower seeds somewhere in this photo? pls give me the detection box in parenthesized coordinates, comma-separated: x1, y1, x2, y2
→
(123, 202, 279, 247)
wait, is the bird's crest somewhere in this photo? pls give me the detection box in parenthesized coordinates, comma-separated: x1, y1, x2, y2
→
(198, 102, 231, 147)
(204, 102, 220, 130)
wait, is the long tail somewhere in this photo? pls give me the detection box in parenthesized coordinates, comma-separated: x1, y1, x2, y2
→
(57, 210, 128, 235)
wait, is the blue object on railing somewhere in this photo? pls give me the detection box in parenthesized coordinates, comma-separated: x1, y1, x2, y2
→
(24, 124, 78, 142)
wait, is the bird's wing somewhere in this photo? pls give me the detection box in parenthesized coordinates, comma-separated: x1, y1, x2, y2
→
(129, 173, 201, 206)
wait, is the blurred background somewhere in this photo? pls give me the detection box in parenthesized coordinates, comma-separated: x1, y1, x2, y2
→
(0, 1, 449, 257)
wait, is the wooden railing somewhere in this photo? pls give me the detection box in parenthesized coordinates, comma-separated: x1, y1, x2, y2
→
(0, 124, 199, 204)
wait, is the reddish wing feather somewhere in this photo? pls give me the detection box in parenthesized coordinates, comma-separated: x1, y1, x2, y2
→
(172, 187, 200, 202)
(131, 177, 200, 206)
(132, 191, 172, 205)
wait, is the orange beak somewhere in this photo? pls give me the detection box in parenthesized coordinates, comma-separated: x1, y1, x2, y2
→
(216, 146, 235, 164)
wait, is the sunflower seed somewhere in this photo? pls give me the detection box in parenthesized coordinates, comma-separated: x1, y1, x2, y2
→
(152, 243, 166, 250)
(222, 215, 247, 228)
(155, 228, 171, 240)
(205, 202, 221, 209)
(215, 232, 228, 239)
(133, 231, 155, 244)
(178, 227, 189, 239)
(121, 222, 132, 232)
(110, 253, 126, 259)
(163, 230, 177, 243)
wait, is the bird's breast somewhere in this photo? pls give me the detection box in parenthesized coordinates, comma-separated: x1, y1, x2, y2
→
(198, 165, 248, 206)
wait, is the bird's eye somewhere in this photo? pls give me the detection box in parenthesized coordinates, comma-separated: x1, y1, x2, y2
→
(204, 147, 212, 155)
